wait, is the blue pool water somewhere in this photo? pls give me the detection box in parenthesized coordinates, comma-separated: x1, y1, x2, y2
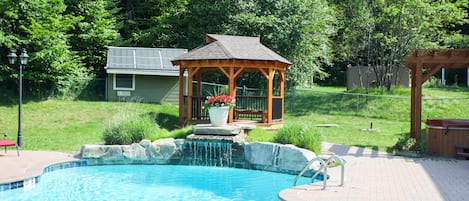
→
(0, 165, 314, 201)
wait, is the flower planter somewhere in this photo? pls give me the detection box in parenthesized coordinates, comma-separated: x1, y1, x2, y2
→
(209, 107, 230, 127)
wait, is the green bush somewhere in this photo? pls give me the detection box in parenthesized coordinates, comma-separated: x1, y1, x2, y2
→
(103, 113, 158, 145)
(274, 125, 321, 154)
(392, 133, 424, 153)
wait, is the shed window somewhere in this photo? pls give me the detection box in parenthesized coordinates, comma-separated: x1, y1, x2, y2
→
(113, 74, 135, 90)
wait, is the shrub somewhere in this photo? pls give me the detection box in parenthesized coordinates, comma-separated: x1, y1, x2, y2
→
(274, 125, 321, 154)
(103, 113, 158, 145)
(393, 133, 424, 153)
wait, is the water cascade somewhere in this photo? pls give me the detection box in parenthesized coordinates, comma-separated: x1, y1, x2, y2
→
(186, 140, 232, 166)
(183, 124, 254, 167)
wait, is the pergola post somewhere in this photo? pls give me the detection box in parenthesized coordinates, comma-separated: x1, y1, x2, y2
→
(410, 63, 423, 140)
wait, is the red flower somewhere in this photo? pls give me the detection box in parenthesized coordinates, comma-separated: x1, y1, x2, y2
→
(203, 94, 235, 110)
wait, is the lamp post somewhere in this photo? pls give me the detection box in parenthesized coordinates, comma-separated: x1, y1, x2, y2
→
(7, 49, 28, 147)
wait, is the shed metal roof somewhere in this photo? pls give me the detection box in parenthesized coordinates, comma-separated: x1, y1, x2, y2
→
(105, 46, 187, 76)
(172, 34, 291, 65)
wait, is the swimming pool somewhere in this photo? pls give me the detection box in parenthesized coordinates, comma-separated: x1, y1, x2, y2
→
(0, 165, 314, 201)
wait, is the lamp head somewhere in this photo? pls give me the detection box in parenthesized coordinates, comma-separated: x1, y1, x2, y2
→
(19, 50, 28, 65)
(7, 50, 17, 65)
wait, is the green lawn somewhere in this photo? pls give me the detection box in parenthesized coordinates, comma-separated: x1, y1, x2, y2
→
(0, 100, 178, 152)
(285, 86, 469, 152)
(0, 86, 467, 153)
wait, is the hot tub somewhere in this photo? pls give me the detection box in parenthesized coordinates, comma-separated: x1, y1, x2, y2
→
(426, 119, 469, 157)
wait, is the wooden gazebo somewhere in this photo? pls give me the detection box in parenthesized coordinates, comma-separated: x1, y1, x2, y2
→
(403, 49, 469, 140)
(171, 34, 292, 125)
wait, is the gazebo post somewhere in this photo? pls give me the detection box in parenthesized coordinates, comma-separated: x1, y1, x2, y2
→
(178, 67, 185, 125)
(196, 73, 203, 120)
(279, 71, 285, 121)
(267, 68, 274, 124)
(187, 67, 194, 125)
(228, 67, 236, 123)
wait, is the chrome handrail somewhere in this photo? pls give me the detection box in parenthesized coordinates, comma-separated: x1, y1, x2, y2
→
(293, 157, 327, 189)
(326, 155, 345, 186)
(293, 155, 345, 190)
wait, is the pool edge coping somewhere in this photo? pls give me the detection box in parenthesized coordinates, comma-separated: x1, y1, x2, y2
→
(0, 160, 87, 192)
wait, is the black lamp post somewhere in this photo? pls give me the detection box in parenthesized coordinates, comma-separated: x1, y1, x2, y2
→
(7, 49, 28, 147)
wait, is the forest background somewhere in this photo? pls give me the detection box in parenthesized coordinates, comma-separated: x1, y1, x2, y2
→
(0, 0, 468, 101)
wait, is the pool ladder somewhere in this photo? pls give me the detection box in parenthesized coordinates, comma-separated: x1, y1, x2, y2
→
(293, 155, 344, 190)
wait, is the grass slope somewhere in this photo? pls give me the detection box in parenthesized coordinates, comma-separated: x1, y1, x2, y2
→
(0, 100, 178, 152)
(285, 86, 469, 152)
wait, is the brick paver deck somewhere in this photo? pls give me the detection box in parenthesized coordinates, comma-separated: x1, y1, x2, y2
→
(279, 142, 469, 201)
(0, 151, 79, 184)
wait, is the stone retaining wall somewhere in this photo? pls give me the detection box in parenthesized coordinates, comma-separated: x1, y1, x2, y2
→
(81, 138, 317, 175)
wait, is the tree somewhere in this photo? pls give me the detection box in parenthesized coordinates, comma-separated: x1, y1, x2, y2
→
(116, 0, 188, 48)
(0, 0, 87, 97)
(229, 0, 337, 88)
(65, 0, 119, 77)
(332, 0, 469, 90)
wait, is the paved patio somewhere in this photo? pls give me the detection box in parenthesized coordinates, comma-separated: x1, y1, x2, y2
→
(0, 151, 79, 184)
(279, 142, 469, 201)
(1, 144, 469, 201)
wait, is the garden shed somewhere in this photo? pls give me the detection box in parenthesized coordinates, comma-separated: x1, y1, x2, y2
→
(105, 46, 187, 104)
(346, 65, 409, 90)
(171, 34, 292, 125)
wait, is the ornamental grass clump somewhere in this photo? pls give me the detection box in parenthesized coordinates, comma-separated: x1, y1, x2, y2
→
(274, 125, 321, 154)
(103, 111, 160, 145)
(203, 94, 235, 110)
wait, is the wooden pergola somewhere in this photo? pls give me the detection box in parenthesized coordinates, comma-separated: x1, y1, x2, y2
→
(403, 49, 469, 140)
(171, 34, 292, 125)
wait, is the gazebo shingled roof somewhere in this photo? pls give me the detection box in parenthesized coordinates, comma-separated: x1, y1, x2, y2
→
(173, 34, 291, 65)
(172, 34, 292, 125)
(403, 49, 469, 140)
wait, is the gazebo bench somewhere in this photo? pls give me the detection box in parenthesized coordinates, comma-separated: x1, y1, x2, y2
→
(455, 144, 469, 160)
(234, 109, 267, 123)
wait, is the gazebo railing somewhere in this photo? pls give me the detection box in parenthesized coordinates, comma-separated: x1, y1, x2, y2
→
(184, 96, 271, 121)
(234, 96, 267, 121)
(183, 96, 283, 122)
(235, 96, 266, 111)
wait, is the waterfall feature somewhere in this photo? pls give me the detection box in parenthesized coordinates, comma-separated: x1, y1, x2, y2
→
(183, 124, 254, 167)
(186, 140, 233, 167)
